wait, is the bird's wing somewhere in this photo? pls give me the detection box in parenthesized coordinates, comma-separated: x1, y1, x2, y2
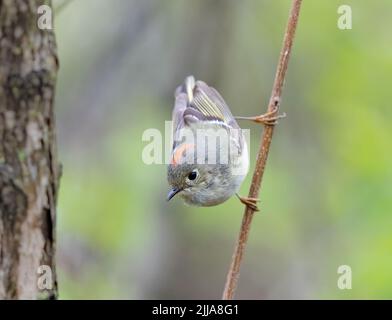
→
(171, 76, 242, 151)
(171, 92, 188, 150)
(184, 80, 239, 129)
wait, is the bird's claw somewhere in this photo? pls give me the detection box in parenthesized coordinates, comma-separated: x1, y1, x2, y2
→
(253, 111, 286, 126)
(236, 194, 260, 212)
(236, 107, 286, 126)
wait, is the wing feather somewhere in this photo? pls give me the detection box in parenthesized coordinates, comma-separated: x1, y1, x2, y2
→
(186, 80, 239, 128)
(171, 76, 241, 150)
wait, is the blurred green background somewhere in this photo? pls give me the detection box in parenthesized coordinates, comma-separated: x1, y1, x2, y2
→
(53, 0, 392, 299)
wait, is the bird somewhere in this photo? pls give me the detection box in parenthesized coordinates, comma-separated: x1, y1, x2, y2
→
(166, 76, 284, 211)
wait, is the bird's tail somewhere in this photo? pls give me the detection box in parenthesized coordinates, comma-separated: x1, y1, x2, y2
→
(185, 75, 195, 103)
(175, 75, 195, 102)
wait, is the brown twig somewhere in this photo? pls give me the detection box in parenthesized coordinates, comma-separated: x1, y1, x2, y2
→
(222, 0, 302, 300)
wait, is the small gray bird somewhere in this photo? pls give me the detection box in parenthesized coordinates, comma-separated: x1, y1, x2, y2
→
(167, 76, 283, 210)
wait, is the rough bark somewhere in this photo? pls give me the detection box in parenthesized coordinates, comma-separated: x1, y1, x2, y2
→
(0, 0, 59, 299)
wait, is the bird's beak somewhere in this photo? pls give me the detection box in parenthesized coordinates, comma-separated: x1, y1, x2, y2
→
(167, 187, 181, 201)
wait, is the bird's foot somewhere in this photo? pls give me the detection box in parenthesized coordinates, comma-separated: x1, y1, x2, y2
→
(236, 106, 286, 126)
(236, 194, 260, 212)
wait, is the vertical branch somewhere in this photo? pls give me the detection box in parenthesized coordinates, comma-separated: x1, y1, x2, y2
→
(0, 0, 59, 299)
(222, 0, 302, 300)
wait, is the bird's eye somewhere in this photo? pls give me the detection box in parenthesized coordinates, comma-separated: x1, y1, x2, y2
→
(188, 170, 198, 181)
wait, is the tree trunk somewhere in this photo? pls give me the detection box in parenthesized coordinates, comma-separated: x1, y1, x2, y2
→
(0, 0, 59, 299)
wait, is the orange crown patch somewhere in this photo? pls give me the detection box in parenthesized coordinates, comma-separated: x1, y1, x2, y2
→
(171, 143, 195, 166)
